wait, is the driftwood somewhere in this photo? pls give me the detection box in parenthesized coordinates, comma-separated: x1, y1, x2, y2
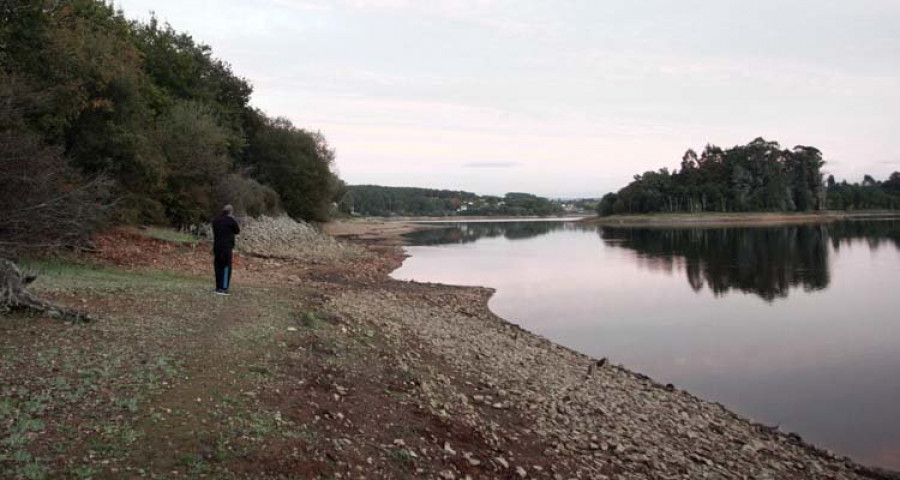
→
(0, 259, 92, 322)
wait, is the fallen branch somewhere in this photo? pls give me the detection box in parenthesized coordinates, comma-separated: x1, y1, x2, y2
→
(0, 259, 93, 322)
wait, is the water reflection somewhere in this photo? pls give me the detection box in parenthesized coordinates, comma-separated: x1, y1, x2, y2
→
(599, 226, 831, 302)
(408, 220, 900, 303)
(407, 221, 570, 245)
(829, 219, 900, 251)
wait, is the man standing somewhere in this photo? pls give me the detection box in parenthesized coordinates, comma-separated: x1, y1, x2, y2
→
(212, 204, 240, 295)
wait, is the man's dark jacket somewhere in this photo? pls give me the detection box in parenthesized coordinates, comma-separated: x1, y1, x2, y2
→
(212, 214, 240, 251)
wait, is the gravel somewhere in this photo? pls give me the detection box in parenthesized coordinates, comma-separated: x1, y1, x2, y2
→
(235, 216, 364, 261)
(327, 282, 898, 480)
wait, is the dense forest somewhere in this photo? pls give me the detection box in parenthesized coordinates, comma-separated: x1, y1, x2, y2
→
(597, 138, 900, 216)
(597, 138, 827, 216)
(2, 0, 341, 252)
(825, 173, 900, 211)
(340, 185, 566, 217)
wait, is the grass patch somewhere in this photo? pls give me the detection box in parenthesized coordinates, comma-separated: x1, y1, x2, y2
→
(299, 311, 325, 329)
(179, 452, 210, 475)
(18, 258, 203, 289)
(391, 447, 415, 471)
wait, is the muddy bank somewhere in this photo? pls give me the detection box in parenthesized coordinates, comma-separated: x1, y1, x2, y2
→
(323, 219, 429, 247)
(581, 211, 900, 228)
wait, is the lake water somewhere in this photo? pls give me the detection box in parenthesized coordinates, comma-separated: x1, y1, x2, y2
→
(391, 219, 900, 470)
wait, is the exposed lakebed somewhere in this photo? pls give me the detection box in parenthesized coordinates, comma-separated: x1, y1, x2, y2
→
(391, 219, 900, 470)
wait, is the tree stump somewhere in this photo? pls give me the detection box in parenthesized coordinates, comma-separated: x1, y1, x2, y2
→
(0, 259, 92, 322)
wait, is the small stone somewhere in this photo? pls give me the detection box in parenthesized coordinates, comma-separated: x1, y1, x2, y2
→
(516, 466, 528, 478)
(495, 457, 509, 469)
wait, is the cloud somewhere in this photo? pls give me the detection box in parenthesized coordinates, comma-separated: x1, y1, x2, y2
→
(463, 161, 521, 168)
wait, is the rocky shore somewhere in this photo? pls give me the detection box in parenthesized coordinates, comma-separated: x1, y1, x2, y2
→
(318, 220, 900, 479)
(2, 217, 897, 479)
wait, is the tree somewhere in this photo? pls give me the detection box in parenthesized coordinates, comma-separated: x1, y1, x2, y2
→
(1, 72, 111, 253)
(246, 118, 339, 222)
(885, 172, 900, 194)
(863, 174, 877, 187)
(597, 193, 618, 216)
(156, 101, 230, 225)
(133, 16, 253, 159)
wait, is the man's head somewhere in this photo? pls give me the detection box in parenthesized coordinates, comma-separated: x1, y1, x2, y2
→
(223, 204, 234, 215)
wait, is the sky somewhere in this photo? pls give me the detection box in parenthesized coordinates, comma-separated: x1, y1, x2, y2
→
(115, 0, 900, 198)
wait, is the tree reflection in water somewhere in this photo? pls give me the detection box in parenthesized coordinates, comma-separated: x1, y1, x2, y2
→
(403, 219, 900, 302)
(599, 220, 900, 302)
(405, 221, 570, 246)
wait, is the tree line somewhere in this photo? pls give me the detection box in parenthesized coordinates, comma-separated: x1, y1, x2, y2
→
(598, 138, 830, 216)
(598, 138, 900, 216)
(340, 186, 565, 217)
(2, 0, 341, 252)
(825, 173, 900, 211)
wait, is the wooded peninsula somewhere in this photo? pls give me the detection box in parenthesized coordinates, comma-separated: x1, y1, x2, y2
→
(597, 138, 900, 217)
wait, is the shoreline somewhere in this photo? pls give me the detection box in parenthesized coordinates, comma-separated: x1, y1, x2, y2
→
(351, 219, 900, 477)
(4, 221, 899, 478)
(580, 210, 900, 227)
